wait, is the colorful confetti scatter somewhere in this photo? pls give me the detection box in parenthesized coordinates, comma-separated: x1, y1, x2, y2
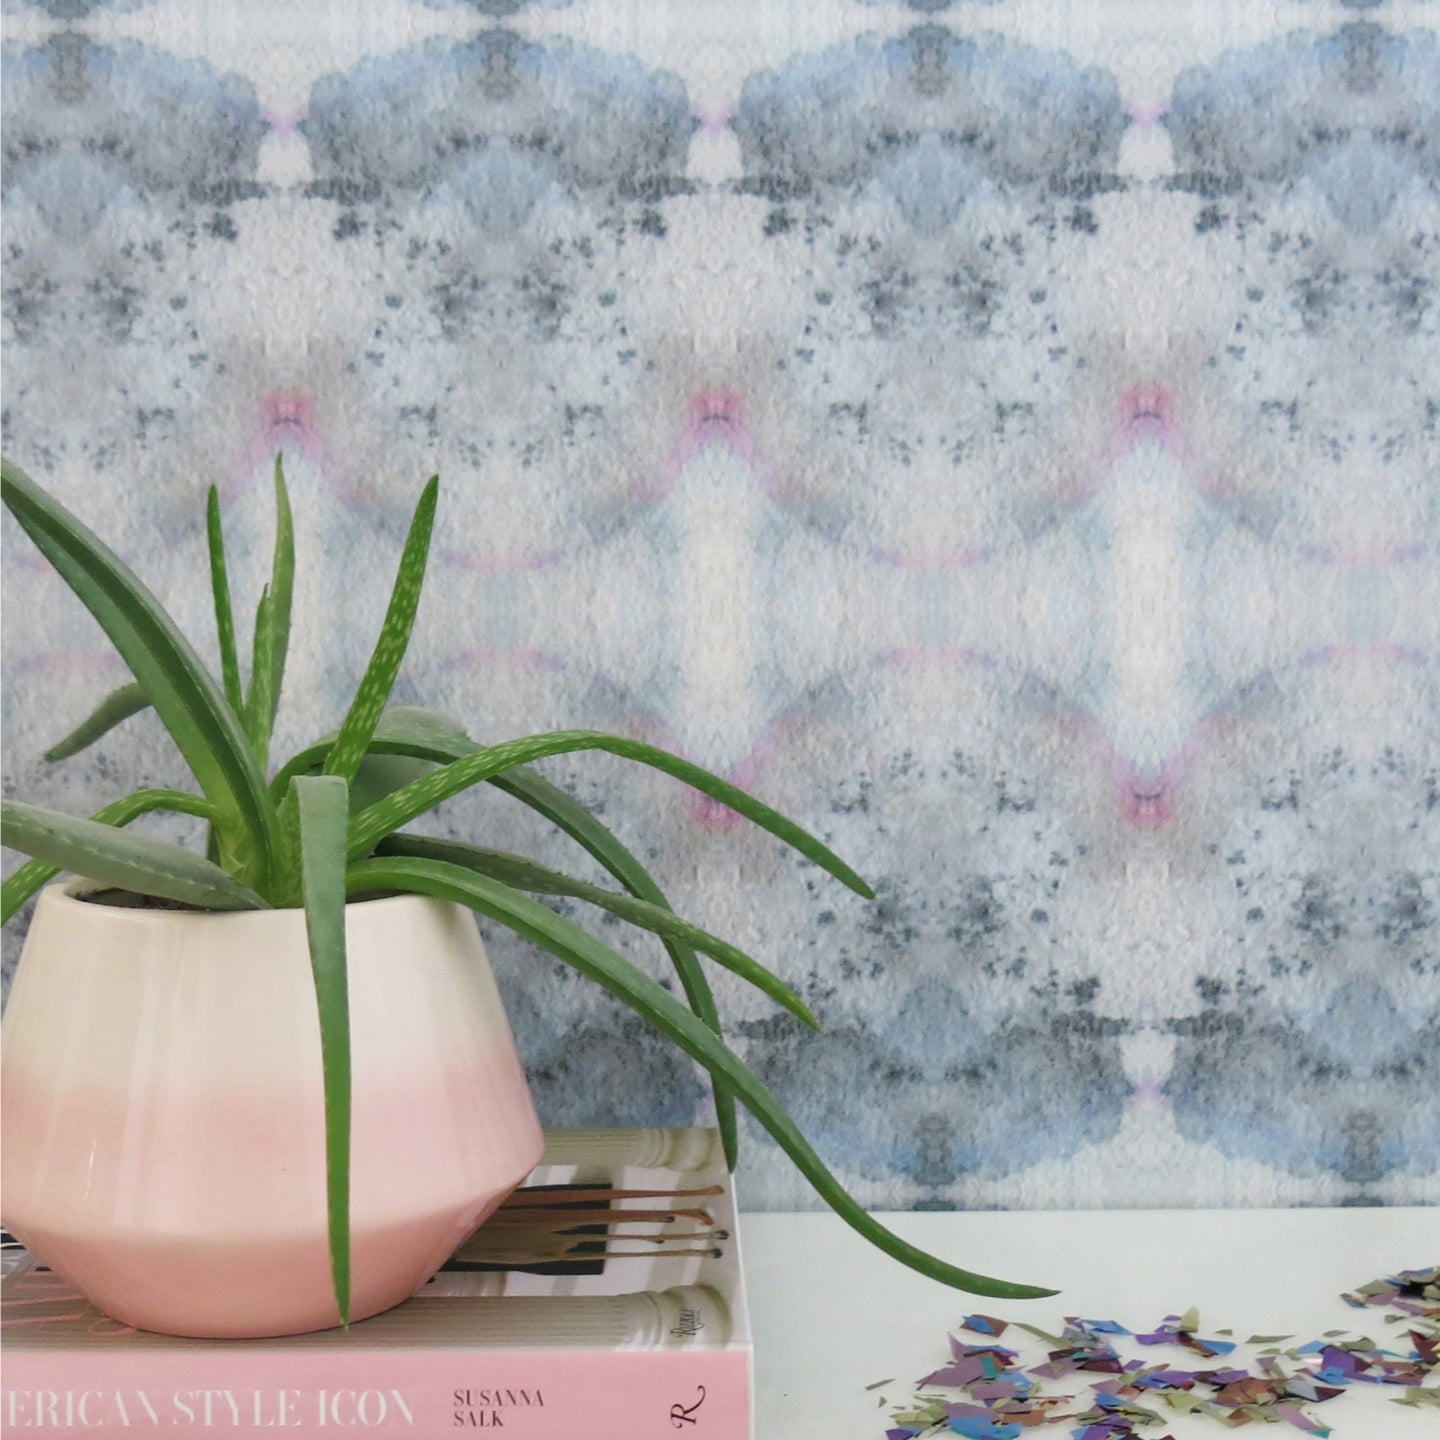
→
(880, 1266, 1438, 1439)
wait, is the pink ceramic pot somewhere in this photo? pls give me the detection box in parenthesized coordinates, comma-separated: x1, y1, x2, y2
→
(0, 882, 543, 1338)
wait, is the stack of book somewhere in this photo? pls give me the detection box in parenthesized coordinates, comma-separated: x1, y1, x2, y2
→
(2, 1128, 751, 1438)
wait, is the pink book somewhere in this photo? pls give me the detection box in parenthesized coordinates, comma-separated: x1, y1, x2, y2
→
(1, 1128, 751, 1439)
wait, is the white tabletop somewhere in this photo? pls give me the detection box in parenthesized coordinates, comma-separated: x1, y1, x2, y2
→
(742, 1207, 1438, 1440)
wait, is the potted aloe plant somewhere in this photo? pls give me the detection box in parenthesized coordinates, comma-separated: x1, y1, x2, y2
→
(0, 456, 1054, 1338)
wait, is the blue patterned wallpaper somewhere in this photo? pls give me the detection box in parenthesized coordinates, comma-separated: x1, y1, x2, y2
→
(3, 0, 1437, 1212)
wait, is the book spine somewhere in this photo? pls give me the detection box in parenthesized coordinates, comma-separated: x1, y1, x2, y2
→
(2, 1347, 749, 1439)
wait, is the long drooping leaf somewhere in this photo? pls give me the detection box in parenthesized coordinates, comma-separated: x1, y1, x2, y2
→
(346, 856, 1056, 1301)
(1, 800, 265, 911)
(264, 456, 295, 734)
(1, 787, 217, 924)
(293, 775, 352, 1327)
(486, 764, 740, 1167)
(347, 730, 873, 898)
(244, 586, 275, 765)
(376, 833, 819, 1029)
(322, 478, 439, 784)
(44, 682, 151, 762)
(273, 705, 740, 1163)
(1, 460, 280, 893)
(206, 486, 243, 715)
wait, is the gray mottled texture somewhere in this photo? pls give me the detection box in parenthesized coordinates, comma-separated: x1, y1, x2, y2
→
(3, 2, 1437, 1212)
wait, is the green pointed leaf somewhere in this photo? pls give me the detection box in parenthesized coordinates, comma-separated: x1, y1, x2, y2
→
(323, 478, 439, 784)
(1, 799, 265, 911)
(44, 682, 151, 762)
(346, 729, 873, 899)
(1, 787, 217, 924)
(207, 486, 243, 715)
(346, 856, 1055, 1302)
(294, 774, 352, 1327)
(376, 833, 819, 1029)
(265, 456, 295, 734)
(244, 586, 275, 765)
(1, 459, 279, 892)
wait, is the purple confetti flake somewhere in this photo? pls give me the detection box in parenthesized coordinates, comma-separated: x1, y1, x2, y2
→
(1136, 1368, 1198, 1390)
(924, 1365, 980, 1387)
(1318, 1345, 1363, 1376)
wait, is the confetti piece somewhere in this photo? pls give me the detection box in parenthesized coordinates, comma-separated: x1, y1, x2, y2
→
(1393, 1386, 1440, 1407)
(1272, 1404, 1330, 1435)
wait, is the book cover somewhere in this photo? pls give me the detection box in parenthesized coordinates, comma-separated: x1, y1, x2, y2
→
(1, 1127, 752, 1440)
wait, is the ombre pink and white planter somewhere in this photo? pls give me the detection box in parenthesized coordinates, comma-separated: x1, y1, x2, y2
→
(0, 883, 544, 1339)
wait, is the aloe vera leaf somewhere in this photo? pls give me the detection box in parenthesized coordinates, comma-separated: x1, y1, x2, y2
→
(270, 705, 469, 797)
(244, 586, 275, 766)
(347, 730, 873, 899)
(276, 705, 740, 1163)
(487, 765, 742, 1168)
(43, 682, 151, 762)
(376, 833, 819, 1029)
(1, 460, 280, 893)
(0, 788, 218, 924)
(1, 799, 265, 911)
(347, 856, 1057, 1301)
(264, 456, 295, 733)
(293, 775, 352, 1326)
(270, 778, 303, 911)
(206, 486, 243, 715)
(322, 479, 439, 784)
(350, 752, 436, 813)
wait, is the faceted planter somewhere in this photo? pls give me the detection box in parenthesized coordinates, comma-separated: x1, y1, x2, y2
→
(0, 882, 543, 1338)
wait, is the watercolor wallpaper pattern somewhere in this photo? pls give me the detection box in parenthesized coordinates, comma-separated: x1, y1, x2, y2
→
(2, 0, 1438, 1213)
